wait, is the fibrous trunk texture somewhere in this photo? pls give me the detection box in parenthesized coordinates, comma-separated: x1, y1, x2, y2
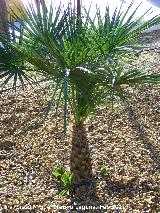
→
(70, 123, 93, 183)
(0, 0, 8, 33)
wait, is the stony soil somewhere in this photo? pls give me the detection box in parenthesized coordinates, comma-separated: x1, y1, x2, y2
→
(0, 31, 160, 212)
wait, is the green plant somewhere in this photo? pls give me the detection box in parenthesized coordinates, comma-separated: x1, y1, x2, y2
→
(0, 0, 160, 186)
(100, 165, 110, 176)
(60, 171, 74, 196)
(54, 165, 74, 195)
(54, 165, 65, 181)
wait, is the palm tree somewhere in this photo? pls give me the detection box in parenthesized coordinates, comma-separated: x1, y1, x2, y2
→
(0, 0, 160, 193)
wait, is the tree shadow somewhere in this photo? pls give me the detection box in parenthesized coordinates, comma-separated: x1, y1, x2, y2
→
(124, 104, 160, 170)
(104, 176, 138, 199)
(101, 96, 159, 207)
(69, 124, 103, 211)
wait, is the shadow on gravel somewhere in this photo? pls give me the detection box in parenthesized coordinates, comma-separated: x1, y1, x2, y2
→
(125, 105, 160, 170)
(69, 185, 103, 213)
(0, 140, 16, 150)
(104, 177, 138, 199)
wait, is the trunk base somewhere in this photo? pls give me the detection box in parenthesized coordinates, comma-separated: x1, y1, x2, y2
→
(70, 123, 93, 194)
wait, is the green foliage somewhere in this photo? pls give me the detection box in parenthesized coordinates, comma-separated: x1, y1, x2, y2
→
(100, 165, 110, 176)
(60, 171, 74, 196)
(54, 165, 65, 181)
(53, 165, 74, 196)
(0, 0, 160, 133)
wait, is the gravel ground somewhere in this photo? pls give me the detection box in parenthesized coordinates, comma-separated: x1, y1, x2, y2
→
(0, 31, 160, 212)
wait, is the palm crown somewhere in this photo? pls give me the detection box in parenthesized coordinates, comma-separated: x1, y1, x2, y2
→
(1, 1, 160, 130)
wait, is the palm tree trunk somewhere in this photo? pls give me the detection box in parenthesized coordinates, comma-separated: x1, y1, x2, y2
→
(70, 123, 93, 183)
(77, 0, 81, 17)
(76, 0, 81, 31)
(0, 0, 8, 33)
